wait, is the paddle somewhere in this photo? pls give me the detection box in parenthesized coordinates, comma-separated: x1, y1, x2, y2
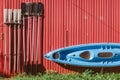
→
(21, 2, 26, 72)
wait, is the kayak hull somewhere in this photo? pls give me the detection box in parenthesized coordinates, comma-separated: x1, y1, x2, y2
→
(45, 43, 120, 67)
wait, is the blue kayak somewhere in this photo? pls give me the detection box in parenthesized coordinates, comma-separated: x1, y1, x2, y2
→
(44, 43, 120, 67)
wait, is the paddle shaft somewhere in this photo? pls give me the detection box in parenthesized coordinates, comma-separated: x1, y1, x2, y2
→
(32, 16, 35, 72)
(14, 25, 17, 73)
(36, 16, 40, 73)
(26, 15, 30, 72)
(23, 16, 26, 72)
(17, 24, 21, 73)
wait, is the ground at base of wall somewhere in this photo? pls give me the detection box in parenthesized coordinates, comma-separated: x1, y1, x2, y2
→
(1, 70, 120, 80)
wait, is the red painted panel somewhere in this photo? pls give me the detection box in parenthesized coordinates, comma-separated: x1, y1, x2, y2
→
(0, 0, 3, 76)
(1, 0, 120, 77)
(37, 0, 120, 74)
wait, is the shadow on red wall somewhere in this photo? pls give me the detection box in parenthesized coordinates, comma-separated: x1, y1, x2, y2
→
(58, 63, 120, 73)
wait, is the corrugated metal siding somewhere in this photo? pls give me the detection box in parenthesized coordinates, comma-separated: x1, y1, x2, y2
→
(43, 0, 120, 74)
(1, 0, 120, 77)
(0, 0, 3, 76)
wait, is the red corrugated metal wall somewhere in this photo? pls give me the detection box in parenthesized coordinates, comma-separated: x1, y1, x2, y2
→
(1, 0, 120, 77)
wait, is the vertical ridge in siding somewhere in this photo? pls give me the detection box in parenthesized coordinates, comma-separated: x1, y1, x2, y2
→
(1, 0, 120, 76)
